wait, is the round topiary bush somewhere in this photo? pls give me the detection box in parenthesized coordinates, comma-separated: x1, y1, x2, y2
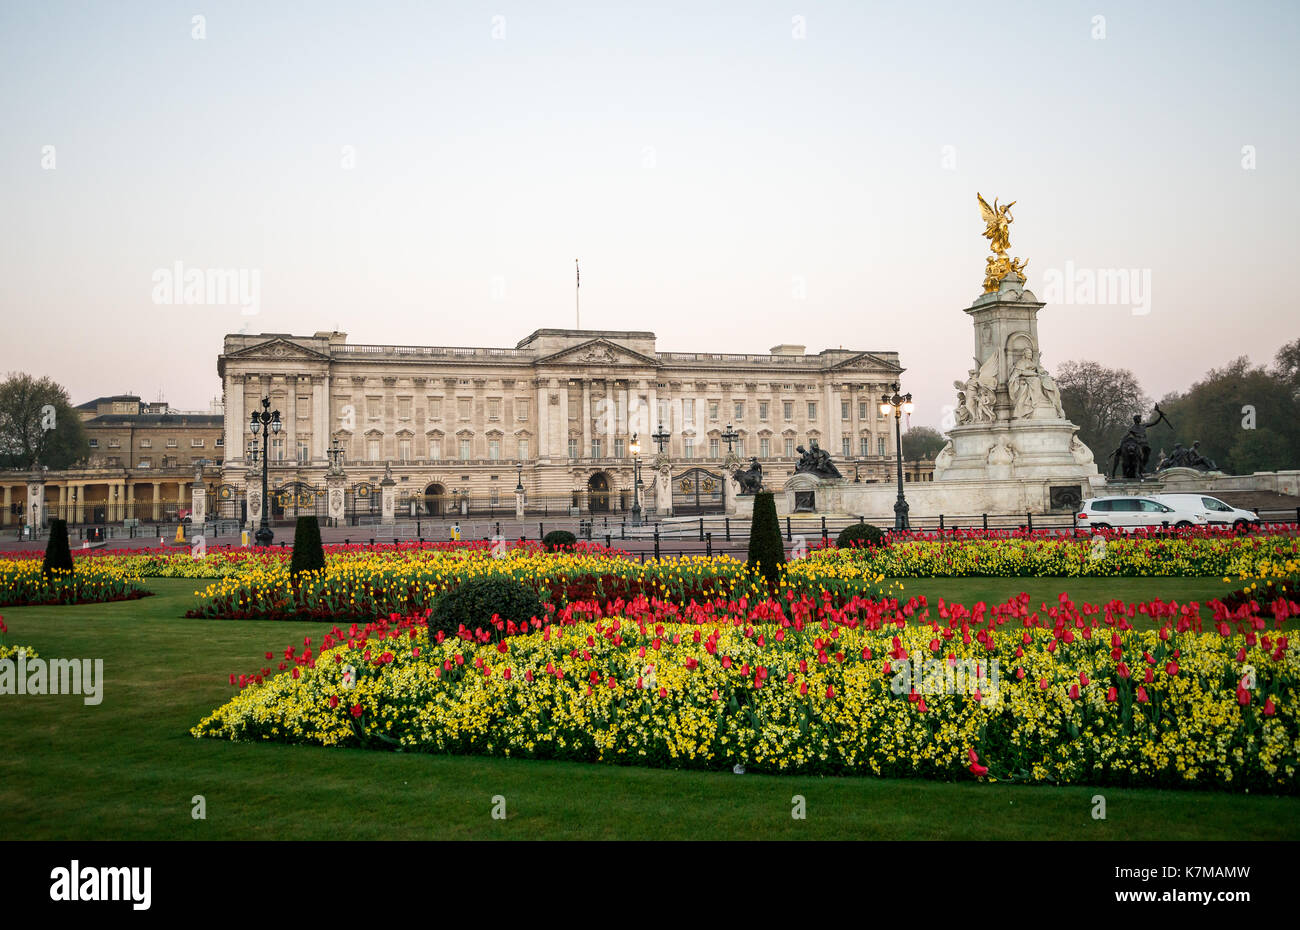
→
(836, 522, 886, 550)
(431, 574, 546, 640)
(542, 529, 577, 552)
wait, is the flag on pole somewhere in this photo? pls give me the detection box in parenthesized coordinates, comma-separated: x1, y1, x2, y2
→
(575, 258, 580, 288)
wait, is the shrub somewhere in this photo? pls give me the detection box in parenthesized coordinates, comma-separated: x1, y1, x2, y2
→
(289, 516, 326, 575)
(42, 519, 73, 576)
(542, 530, 577, 552)
(746, 491, 785, 586)
(430, 574, 545, 641)
(836, 522, 886, 550)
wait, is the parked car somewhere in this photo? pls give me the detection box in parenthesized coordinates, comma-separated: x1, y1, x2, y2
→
(1152, 494, 1260, 529)
(1076, 496, 1208, 533)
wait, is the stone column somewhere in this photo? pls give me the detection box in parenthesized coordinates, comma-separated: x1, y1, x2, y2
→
(534, 379, 549, 462)
(225, 374, 245, 464)
(647, 382, 658, 438)
(824, 383, 838, 458)
(380, 471, 396, 525)
(57, 484, 67, 523)
(557, 380, 570, 458)
(26, 473, 46, 531)
(581, 380, 592, 460)
(312, 376, 326, 461)
(2, 484, 10, 526)
(326, 473, 346, 527)
(152, 481, 162, 521)
(126, 483, 136, 523)
(191, 480, 207, 526)
(850, 384, 861, 460)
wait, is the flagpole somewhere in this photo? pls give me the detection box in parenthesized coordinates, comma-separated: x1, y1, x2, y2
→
(575, 258, 580, 329)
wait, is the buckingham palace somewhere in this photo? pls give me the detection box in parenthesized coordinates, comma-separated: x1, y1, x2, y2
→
(217, 328, 914, 523)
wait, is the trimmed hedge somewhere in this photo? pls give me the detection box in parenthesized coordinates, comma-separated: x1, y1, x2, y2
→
(836, 522, 886, 550)
(542, 530, 577, 552)
(746, 491, 785, 586)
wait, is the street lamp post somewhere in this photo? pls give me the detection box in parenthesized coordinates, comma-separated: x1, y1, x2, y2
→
(630, 433, 642, 526)
(247, 396, 281, 546)
(879, 383, 914, 531)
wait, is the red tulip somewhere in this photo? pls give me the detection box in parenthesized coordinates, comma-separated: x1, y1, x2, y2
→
(1136, 686, 1149, 703)
(329, 695, 339, 708)
(1106, 686, 1117, 702)
(350, 703, 363, 717)
(1264, 697, 1276, 716)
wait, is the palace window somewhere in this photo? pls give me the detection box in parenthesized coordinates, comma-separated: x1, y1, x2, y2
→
(568, 438, 579, 459)
(807, 402, 817, 420)
(429, 399, 443, 419)
(487, 399, 501, 420)
(683, 437, 694, 459)
(841, 400, 850, 420)
(191, 438, 205, 447)
(140, 439, 151, 448)
(784, 438, 795, 457)
(782, 401, 793, 421)
(709, 438, 720, 458)
(517, 438, 529, 460)
(860, 437, 870, 456)
(759, 401, 769, 420)
(367, 438, 380, 461)
(136, 457, 148, 468)
(167, 438, 178, 448)
(517, 398, 529, 420)
(460, 438, 472, 460)
(298, 441, 310, 463)
(399, 438, 412, 461)
(428, 438, 442, 460)
(708, 401, 719, 420)
(488, 439, 500, 461)
(734, 402, 744, 421)
(842, 437, 851, 457)
(859, 401, 869, 419)
(683, 398, 695, 422)
(759, 438, 771, 458)
(614, 438, 624, 458)
(878, 436, 887, 456)
(457, 398, 471, 420)
(398, 397, 412, 420)
(591, 439, 602, 458)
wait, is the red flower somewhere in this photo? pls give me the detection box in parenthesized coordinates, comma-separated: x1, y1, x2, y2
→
(329, 695, 339, 708)
(350, 703, 363, 717)
(968, 749, 988, 777)
(1106, 686, 1117, 702)
(1165, 660, 1178, 677)
(1069, 684, 1080, 700)
(1264, 697, 1276, 716)
(1136, 686, 1149, 703)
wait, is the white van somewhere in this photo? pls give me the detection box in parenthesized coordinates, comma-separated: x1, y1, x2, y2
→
(1077, 496, 1208, 533)
(1152, 494, 1260, 529)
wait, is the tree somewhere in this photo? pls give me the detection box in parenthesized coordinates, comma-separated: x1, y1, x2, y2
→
(1055, 361, 1150, 459)
(0, 373, 90, 471)
(1273, 337, 1300, 395)
(746, 491, 785, 587)
(901, 426, 946, 460)
(1156, 356, 1300, 474)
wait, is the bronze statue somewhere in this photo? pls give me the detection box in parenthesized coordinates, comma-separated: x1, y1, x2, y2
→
(1109, 405, 1172, 479)
(794, 439, 842, 480)
(732, 457, 763, 494)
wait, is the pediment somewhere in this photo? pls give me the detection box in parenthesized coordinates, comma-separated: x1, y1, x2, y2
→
(225, 338, 331, 363)
(827, 351, 903, 373)
(534, 338, 658, 368)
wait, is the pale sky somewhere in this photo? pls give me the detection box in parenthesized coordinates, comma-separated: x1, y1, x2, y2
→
(2, 0, 1296, 428)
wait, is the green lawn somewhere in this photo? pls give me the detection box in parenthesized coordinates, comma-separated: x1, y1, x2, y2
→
(1, 576, 1296, 840)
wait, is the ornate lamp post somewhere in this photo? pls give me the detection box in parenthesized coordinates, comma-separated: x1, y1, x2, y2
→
(326, 437, 346, 474)
(247, 397, 281, 546)
(879, 383, 914, 531)
(720, 422, 738, 457)
(651, 422, 671, 455)
(630, 433, 643, 526)
(515, 461, 524, 493)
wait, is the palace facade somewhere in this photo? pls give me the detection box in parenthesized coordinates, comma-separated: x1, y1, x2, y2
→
(217, 328, 914, 519)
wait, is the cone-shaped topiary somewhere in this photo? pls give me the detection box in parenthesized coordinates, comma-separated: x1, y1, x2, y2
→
(289, 516, 326, 575)
(746, 491, 785, 587)
(42, 518, 74, 576)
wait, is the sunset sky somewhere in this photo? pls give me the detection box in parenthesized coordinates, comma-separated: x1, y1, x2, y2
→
(2, 0, 1296, 427)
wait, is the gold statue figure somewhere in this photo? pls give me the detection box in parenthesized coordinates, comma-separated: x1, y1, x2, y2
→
(977, 192, 1015, 255)
(977, 193, 1027, 292)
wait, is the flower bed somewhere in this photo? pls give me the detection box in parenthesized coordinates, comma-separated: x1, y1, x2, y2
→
(193, 590, 1299, 792)
(807, 534, 1300, 578)
(0, 562, 149, 607)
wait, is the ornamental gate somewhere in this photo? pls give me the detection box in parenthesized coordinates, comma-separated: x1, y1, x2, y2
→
(671, 467, 724, 515)
(270, 481, 328, 523)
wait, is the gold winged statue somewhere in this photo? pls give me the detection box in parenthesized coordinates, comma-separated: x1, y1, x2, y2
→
(977, 193, 1028, 292)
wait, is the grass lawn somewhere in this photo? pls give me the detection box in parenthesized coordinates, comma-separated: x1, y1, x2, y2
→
(1, 576, 1296, 840)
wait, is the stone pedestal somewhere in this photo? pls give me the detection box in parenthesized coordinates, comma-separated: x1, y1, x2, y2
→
(514, 489, 525, 521)
(654, 467, 673, 517)
(245, 471, 262, 531)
